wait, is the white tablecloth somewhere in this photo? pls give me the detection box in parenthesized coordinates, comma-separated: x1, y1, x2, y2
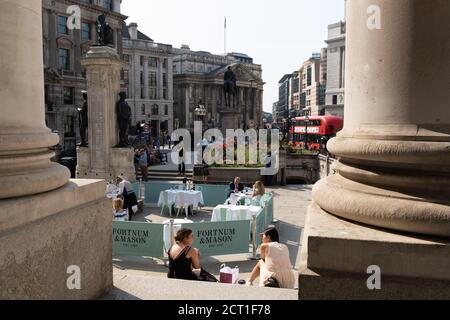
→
(158, 190, 204, 210)
(162, 218, 194, 252)
(211, 205, 262, 222)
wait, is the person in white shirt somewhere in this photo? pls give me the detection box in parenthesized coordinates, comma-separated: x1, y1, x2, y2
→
(117, 176, 132, 196)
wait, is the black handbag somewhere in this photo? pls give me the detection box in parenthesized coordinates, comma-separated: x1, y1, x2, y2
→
(265, 276, 280, 288)
(199, 268, 219, 282)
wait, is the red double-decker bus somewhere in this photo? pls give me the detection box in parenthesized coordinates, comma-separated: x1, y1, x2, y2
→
(290, 115, 344, 150)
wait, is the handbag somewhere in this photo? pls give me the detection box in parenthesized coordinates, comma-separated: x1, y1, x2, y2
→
(219, 264, 239, 284)
(199, 268, 219, 282)
(264, 276, 280, 288)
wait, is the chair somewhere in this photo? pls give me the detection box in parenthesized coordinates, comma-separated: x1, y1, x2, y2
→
(176, 192, 188, 218)
(160, 191, 173, 217)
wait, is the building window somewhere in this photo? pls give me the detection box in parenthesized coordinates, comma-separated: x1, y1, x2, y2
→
(59, 48, 70, 70)
(141, 104, 146, 115)
(103, 0, 113, 10)
(123, 54, 131, 62)
(63, 87, 74, 105)
(163, 74, 167, 87)
(152, 104, 159, 116)
(332, 95, 338, 105)
(148, 57, 157, 68)
(140, 72, 144, 85)
(64, 116, 75, 138)
(149, 72, 157, 87)
(57, 16, 68, 34)
(140, 56, 144, 66)
(141, 87, 145, 99)
(81, 22, 91, 41)
(307, 67, 312, 86)
(163, 59, 167, 68)
(164, 105, 169, 116)
(149, 88, 157, 100)
(163, 89, 167, 100)
(122, 69, 129, 83)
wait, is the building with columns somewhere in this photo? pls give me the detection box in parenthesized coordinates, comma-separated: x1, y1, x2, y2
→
(121, 23, 174, 138)
(173, 46, 264, 131)
(323, 21, 346, 117)
(42, 0, 126, 154)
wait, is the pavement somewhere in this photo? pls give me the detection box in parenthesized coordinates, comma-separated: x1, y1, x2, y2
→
(112, 185, 312, 291)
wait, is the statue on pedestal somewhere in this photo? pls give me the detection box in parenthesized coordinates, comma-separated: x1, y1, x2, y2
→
(97, 14, 114, 46)
(116, 92, 131, 148)
(224, 66, 236, 107)
(78, 90, 88, 147)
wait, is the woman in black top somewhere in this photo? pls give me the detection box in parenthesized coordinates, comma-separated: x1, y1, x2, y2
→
(167, 229, 201, 280)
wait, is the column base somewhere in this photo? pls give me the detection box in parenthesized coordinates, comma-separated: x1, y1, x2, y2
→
(0, 179, 112, 299)
(298, 203, 450, 300)
(76, 148, 136, 182)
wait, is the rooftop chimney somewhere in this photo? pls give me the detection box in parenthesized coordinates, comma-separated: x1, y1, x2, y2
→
(128, 23, 138, 40)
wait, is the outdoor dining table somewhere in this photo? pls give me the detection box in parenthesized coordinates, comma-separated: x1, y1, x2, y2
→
(227, 192, 253, 205)
(162, 218, 194, 252)
(211, 205, 262, 222)
(158, 190, 204, 211)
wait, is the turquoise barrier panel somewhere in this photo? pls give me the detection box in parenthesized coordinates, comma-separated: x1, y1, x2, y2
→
(184, 221, 251, 257)
(132, 182, 140, 196)
(195, 184, 229, 207)
(254, 208, 266, 248)
(113, 221, 164, 257)
(144, 181, 183, 204)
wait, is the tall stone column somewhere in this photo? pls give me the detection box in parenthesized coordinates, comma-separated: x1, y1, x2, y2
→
(299, 0, 450, 299)
(0, 0, 112, 299)
(314, 0, 450, 238)
(0, 0, 70, 199)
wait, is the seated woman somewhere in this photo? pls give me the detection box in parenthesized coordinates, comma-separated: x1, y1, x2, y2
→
(112, 198, 129, 221)
(247, 227, 295, 289)
(167, 228, 201, 281)
(251, 181, 266, 206)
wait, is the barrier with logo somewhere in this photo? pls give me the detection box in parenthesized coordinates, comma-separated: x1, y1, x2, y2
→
(112, 189, 274, 259)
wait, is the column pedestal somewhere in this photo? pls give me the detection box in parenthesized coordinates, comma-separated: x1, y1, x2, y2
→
(77, 46, 135, 182)
(219, 109, 241, 133)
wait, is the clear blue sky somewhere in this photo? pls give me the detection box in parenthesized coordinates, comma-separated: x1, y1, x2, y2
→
(122, 0, 345, 113)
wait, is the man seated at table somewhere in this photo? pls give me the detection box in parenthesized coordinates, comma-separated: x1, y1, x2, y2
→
(229, 177, 245, 197)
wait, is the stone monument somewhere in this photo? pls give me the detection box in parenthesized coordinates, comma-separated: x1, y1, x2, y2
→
(299, 0, 450, 299)
(0, 0, 112, 299)
(76, 46, 135, 182)
(219, 65, 241, 132)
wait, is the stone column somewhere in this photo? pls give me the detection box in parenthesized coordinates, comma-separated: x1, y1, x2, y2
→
(299, 0, 450, 299)
(313, 0, 450, 238)
(0, 0, 69, 199)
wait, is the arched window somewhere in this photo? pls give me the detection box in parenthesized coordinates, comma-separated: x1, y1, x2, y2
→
(152, 104, 159, 116)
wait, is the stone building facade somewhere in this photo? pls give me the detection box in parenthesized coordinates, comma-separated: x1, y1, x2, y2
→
(122, 23, 174, 138)
(43, 0, 126, 154)
(298, 52, 327, 116)
(324, 21, 346, 117)
(173, 47, 264, 131)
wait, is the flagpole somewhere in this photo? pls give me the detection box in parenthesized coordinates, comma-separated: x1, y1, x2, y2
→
(224, 16, 227, 54)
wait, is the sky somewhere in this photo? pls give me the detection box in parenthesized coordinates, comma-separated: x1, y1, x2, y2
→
(121, 0, 345, 113)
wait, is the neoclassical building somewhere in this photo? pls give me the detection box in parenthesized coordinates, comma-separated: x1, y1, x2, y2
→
(42, 0, 126, 153)
(122, 23, 174, 137)
(173, 47, 264, 132)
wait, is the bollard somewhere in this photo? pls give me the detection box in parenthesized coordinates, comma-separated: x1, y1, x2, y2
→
(169, 219, 175, 247)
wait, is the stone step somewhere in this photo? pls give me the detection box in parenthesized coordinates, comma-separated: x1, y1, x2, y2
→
(100, 274, 299, 300)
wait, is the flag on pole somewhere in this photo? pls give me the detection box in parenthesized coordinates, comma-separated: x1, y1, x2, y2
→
(224, 16, 227, 28)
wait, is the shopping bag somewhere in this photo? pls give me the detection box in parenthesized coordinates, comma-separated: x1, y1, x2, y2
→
(219, 264, 239, 284)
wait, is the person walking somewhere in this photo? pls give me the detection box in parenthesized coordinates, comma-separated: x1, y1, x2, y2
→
(139, 148, 148, 181)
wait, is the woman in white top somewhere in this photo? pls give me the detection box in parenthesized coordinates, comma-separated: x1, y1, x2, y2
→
(251, 181, 265, 206)
(247, 227, 295, 289)
(113, 198, 129, 221)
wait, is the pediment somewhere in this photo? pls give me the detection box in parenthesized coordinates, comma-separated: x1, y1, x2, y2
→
(211, 63, 262, 82)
